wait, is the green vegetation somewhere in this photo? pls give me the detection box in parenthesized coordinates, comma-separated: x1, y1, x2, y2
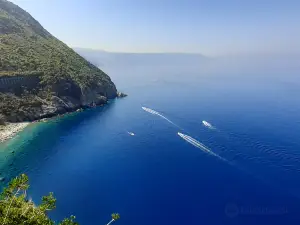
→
(0, 174, 120, 225)
(106, 213, 120, 225)
(0, 0, 117, 122)
(0, 174, 78, 224)
(0, 0, 114, 88)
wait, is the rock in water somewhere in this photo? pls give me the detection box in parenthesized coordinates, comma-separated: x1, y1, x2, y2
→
(0, 0, 118, 122)
(117, 92, 128, 98)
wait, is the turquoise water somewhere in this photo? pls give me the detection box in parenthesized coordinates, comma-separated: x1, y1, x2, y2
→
(1, 66, 300, 224)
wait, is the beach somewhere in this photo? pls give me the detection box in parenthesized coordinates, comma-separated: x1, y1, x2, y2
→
(0, 122, 30, 143)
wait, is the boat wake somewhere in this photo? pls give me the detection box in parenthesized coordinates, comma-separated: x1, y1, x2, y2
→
(177, 132, 226, 162)
(142, 107, 181, 128)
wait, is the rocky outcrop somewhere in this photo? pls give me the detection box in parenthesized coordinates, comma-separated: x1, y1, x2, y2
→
(0, 75, 40, 92)
(0, 75, 119, 122)
(117, 92, 128, 98)
(0, 92, 107, 122)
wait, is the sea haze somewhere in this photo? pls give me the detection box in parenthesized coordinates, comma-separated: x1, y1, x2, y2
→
(1, 52, 300, 225)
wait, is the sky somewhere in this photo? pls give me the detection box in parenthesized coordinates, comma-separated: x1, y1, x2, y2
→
(9, 0, 300, 56)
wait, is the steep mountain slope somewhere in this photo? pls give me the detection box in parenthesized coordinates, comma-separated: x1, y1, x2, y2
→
(0, 0, 118, 122)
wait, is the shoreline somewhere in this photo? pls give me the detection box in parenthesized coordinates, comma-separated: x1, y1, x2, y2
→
(0, 108, 88, 144)
(0, 94, 127, 144)
(0, 122, 30, 143)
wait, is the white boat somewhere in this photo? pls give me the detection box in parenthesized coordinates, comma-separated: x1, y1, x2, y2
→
(202, 120, 213, 128)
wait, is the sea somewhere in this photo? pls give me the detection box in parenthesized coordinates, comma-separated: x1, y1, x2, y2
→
(1, 55, 300, 224)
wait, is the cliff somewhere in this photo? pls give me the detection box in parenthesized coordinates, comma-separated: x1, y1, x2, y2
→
(0, 0, 118, 122)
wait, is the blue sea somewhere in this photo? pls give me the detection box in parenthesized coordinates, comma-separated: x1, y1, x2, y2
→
(1, 58, 300, 224)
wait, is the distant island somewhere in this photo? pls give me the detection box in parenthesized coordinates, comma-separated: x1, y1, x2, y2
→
(0, 0, 123, 126)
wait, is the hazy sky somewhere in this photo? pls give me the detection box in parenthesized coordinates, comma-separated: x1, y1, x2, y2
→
(10, 0, 300, 56)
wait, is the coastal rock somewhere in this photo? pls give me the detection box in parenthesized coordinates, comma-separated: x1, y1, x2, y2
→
(0, 81, 116, 122)
(117, 92, 128, 98)
(0, 114, 6, 125)
(81, 87, 109, 106)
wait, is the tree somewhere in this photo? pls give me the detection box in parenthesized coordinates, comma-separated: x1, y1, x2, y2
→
(58, 216, 79, 225)
(106, 213, 120, 225)
(1, 173, 29, 225)
(0, 174, 120, 225)
(0, 174, 75, 224)
(40, 192, 56, 212)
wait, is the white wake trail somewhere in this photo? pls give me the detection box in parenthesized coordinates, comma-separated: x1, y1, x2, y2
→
(177, 132, 226, 162)
(142, 107, 181, 128)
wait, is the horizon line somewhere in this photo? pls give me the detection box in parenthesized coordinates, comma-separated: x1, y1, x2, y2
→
(72, 47, 207, 55)
(72, 47, 300, 58)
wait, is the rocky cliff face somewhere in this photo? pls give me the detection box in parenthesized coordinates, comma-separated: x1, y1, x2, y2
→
(0, 0, 119, 122)
(0, 74, 118, 122)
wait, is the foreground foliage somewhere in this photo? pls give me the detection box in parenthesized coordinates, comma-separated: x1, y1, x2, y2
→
(0, 174, 120, 225)
(0, 174, 78, 224)
(106, 213, 120, 225)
